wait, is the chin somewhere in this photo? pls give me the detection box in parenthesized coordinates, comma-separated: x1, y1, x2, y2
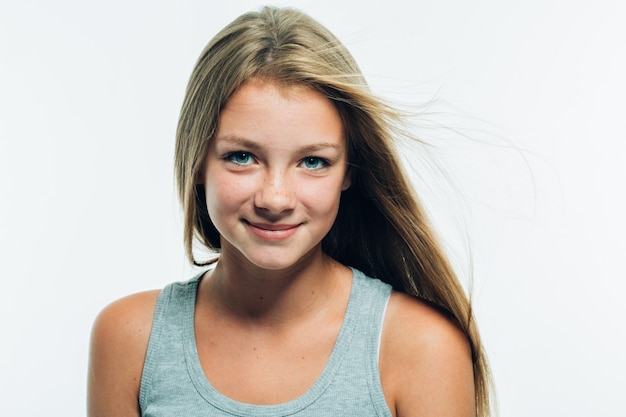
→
(240, 246, 321, 272)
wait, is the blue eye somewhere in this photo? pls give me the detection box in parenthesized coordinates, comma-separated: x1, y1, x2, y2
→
(301, 157, 328, 170)
(226, 152, 254, 165)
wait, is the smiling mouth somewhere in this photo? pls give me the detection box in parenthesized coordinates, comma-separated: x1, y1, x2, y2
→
(244, 220, 300, 240)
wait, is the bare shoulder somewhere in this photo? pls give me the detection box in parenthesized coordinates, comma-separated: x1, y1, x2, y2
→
(380, 292, 476, 417)
(87, 289, 161, 417)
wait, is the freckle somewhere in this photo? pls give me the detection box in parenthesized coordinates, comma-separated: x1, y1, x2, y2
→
(253, 347, 257, 351)
(301, 356, 305, 360)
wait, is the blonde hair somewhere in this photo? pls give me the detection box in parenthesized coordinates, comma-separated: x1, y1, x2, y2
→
(174, 6, 493, 415)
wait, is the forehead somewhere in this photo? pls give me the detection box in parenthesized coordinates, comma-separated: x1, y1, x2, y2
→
(216, 80, 345, 147)
(223, 79, 331, 114)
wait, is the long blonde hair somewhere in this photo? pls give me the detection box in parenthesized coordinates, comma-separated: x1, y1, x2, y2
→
(174, 6, 493, 415)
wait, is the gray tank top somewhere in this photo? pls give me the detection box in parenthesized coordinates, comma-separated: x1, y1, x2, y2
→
(139, 267, 393, 417)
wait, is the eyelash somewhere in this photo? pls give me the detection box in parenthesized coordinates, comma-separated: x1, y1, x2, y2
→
(224, 151, 254, 166)
(300, 156, 329, 170)
(223, 152, 330, 171)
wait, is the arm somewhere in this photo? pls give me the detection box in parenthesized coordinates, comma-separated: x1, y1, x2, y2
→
(87, 290, 160, 417)
(380, 293, 476, 417)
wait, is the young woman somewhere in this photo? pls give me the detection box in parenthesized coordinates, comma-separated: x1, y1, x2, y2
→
(88, 6, 493, 417)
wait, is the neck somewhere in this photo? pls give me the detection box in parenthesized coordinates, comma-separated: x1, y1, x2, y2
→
(201, 248, 348, 326)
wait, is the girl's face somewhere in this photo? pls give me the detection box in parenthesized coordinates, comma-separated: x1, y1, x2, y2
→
(202, 80, 351, 271)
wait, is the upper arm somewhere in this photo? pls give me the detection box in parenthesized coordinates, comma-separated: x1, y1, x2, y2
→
(87, 290, 160, 417)
(380, 293, 476, 417)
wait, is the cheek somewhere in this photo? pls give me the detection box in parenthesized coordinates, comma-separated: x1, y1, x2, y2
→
(204, 174, 250, 216)
(301, 180, 344, 214)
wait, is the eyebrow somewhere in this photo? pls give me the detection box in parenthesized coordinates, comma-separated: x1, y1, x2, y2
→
(215, 135, 342, 153)
(215, 136, 264, 151)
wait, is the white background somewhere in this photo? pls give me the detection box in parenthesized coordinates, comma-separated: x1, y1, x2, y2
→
(1, 0, 624, 415)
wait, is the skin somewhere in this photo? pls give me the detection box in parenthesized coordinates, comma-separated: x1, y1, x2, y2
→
(87, 80, 475, 417)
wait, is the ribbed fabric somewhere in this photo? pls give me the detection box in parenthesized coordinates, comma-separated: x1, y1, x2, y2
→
(139, 268, 393, 417)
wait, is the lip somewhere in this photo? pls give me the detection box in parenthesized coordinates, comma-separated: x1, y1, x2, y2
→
(244, 220, 301, 241)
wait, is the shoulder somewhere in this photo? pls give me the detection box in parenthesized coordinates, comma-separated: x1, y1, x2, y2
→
(87, 289, 161, 417)
(90, 290, 161, 352)
(380, 292, 476, 417)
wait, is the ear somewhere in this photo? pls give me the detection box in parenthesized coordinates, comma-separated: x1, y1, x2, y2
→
(195, 154, 209, 185)
(341, 168, 352, 191)
(195, 168, 205, 185)
(195, 136, 216, 185)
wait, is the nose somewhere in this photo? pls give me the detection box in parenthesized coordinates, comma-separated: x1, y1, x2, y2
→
(254, 168, 296, 214)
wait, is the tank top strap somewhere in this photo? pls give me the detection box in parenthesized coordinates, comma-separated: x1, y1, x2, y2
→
(139, 272, 203, 409)
(348, 268, 394, 416)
